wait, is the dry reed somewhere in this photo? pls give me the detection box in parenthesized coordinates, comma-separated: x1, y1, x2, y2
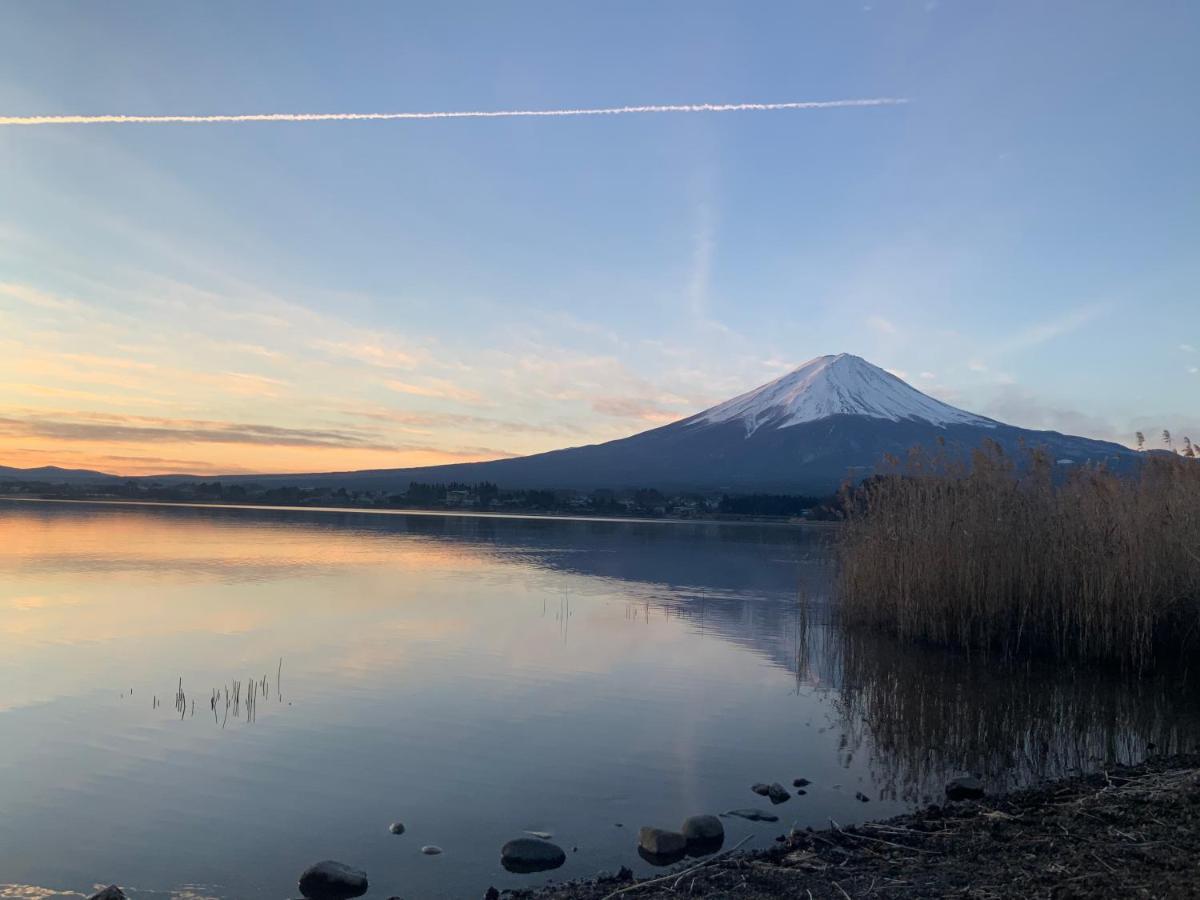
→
(836, 441, 1200, 669)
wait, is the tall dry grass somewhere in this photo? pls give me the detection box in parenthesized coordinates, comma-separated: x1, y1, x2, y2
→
(836, 442, 1200, 669)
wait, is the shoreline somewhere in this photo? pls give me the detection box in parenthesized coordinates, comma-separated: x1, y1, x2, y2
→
(0, 495, 840, 529)
(520, 753, 1200, 899)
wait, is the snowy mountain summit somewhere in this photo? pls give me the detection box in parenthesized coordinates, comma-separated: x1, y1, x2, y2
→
(689, 353, 996, 436)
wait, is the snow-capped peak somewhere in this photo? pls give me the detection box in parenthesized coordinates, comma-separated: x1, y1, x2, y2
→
(689, 354, 996, 435)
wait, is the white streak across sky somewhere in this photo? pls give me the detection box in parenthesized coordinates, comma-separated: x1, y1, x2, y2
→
(0, 98, 908, 127)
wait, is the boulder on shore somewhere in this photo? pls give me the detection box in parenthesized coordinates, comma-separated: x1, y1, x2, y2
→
(500, 837, 567, 873)
(767, 782, 791, 804)
(298, 861, 368, 900)
(680, 814, 724, 844)
(638, 826, 686, 856)
(88, 888, 127, 900)
(945, 775, 985, 801)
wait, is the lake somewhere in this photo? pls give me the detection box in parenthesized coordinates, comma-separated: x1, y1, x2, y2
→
(2, 499, 1198, 900)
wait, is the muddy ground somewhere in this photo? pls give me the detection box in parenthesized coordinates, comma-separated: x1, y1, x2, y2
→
(509, 754, 1200, 899)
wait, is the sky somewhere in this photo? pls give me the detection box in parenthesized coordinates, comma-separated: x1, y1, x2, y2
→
(0, 1, 1197, 476)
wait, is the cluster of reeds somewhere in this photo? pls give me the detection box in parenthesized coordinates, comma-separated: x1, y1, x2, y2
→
(836, 441, 1200, 669)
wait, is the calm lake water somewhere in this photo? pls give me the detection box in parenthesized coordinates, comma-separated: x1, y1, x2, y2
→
(3, 499, 1199, 900)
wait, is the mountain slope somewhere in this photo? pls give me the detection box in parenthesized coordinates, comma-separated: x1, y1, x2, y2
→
(175, 354, 1132, 494)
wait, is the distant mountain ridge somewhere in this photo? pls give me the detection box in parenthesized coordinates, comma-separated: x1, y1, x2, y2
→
(1, 355, 1135, 494)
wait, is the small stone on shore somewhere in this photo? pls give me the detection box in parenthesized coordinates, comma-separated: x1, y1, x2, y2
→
(722, 808, 779, 822)
(420, 845, 443, 855)
(298, 861, 368, 900)
(389, 822, 406, 835)
(751, 782, 771, 796)
(767, 782, 791, 804)
(88, 888, 127, 900)
(793, 778, 811, 788)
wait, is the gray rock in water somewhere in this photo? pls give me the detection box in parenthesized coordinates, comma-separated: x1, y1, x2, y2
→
(680, 815, 724, 844)
(298, 861, 368, 900)
(638, 826, 686, 856)
(751, 782, 771, 796)
(793, 778, 811, 788)
(721, 808, 779, 822)
(389, 822, 406, 835)
(945, 775, 985, 801)
(500, 837, 567, 873)
(420, 845, 443, 855)
(767, 782, 791, 804)
(89, 888, 127, 900)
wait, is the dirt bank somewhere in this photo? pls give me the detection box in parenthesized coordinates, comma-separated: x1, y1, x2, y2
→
(515, 754, 1200, 899)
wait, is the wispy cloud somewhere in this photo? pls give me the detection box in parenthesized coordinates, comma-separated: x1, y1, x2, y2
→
(383, 378, 486, 405)
(866, 315, 897, 335)
(0, 412, 390, 449)
(993, 303, 1110, 356)
(591, 396, 682, 424)
(0, 98, 909, 128)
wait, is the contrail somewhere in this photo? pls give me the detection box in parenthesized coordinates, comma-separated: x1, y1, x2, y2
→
(0, 98, 907, 127)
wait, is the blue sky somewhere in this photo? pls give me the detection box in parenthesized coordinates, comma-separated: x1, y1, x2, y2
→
(0, 1, 1197, 474)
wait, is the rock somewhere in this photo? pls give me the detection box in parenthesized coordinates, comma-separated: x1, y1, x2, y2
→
(722, 808, 779, 822)
(793, 778, 811, 788)
(298, 861, 368, 900)
(420, 845, 443, 855)
(767, 782, 791, 804)
(855, 791, 870, 803)
(389, 822, 406, 835)
(500, 837, 567, 873)
(751, 782, 771, 796)
(680, 814, 724, 845)
(89, 889, 127, 900)
(945, 775, 985, 801)
(638, 826, 686, 856)
(485, 889, 500, 900)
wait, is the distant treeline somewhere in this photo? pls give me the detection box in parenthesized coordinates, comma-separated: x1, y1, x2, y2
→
(0, 477, 840, 521)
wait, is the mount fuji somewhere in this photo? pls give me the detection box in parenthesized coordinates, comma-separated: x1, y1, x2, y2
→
(198, 353, 1133, 495)
(0, 354, 1134, 494)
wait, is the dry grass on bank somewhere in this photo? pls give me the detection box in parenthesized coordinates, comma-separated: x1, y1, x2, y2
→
(836, 443, 1200, 668)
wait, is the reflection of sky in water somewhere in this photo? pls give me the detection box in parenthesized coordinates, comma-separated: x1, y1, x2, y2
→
(2, 500, 1197, 900)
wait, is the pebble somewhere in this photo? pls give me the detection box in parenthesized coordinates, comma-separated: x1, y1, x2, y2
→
(420, 845, 443, 855)
(389, 822, 406, 835)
